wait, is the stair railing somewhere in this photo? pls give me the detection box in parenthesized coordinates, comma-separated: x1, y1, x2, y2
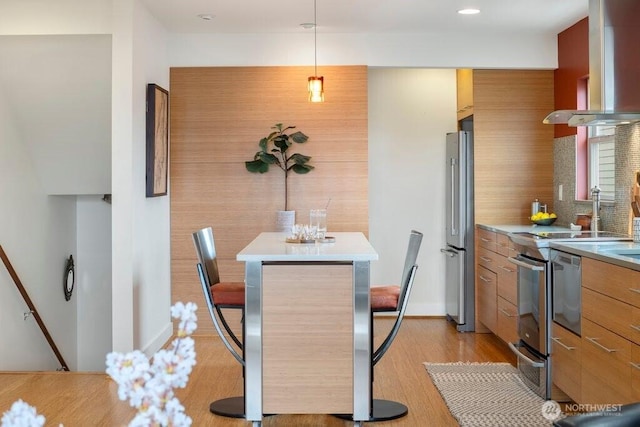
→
(0, 245, 69, 371)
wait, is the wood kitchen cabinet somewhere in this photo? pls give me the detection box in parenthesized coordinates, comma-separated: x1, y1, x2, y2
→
(471, 70, 554, 225)
(456, 69, 473, 121)
(476, 265, 497, 333)
(580, 257, 640, 404)
(475, 226, 518, 343)
(551, 322, 582, 403)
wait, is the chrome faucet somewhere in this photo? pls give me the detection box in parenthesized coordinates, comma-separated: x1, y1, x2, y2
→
(591, 186, 601, 232)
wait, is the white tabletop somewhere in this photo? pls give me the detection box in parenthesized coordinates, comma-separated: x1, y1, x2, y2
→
(236, 232, 379, 262)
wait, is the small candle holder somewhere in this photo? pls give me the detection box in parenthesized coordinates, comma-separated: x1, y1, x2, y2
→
(286, 224, 318, 243)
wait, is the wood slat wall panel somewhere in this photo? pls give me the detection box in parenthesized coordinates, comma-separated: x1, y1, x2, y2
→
(170, 65, 368, 308)
(473, 70, 555, 225)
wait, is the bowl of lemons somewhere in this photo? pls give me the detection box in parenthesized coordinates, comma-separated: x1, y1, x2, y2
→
(531, 211, 557, 225)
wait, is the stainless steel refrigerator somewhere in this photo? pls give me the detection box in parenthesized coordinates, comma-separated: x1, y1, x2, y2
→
(441, 130, 475, 332)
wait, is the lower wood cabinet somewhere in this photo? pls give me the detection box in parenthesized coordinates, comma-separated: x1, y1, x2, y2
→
(497, 296, 518, 345)
(475, 227, 517, 340)
(552, 322, 581, 403)
(581, 319, 634, 405)
(476, 265, 497, 333)
(632, 345, 640, 399)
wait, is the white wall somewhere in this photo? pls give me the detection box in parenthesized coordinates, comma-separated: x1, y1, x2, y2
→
(110, 0, 172, 354)
(0, 79, 78, 370)
(132, 1, 172, 354)
(368, 69, 457, 315)
(168, 31, 559, 69)
(76, 196, 112, 371)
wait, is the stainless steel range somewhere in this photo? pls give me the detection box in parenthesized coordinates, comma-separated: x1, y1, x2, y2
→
(507, 230, 630, 401)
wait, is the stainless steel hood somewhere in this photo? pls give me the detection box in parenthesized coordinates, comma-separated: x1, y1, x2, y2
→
(544, 0, 640, 127)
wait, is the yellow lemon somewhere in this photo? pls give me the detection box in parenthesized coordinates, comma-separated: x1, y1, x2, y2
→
(550, 213, 557, 218)
(541, 212, 550, 219)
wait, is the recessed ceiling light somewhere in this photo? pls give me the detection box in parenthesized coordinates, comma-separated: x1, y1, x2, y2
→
(458, 8, 480, 15)
(197, 14, 215, 21)
(300, 23, 315, 29)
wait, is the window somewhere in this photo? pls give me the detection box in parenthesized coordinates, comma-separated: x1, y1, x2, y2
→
(588, 125, 615, 200)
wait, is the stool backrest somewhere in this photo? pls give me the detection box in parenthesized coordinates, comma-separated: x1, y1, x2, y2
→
(373, 229, 423, 366)
(192, 226, 221, 286)
(397, 229, 423, 309)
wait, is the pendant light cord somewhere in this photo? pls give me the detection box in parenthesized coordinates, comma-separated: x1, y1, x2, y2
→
(314, 0, 318, 76)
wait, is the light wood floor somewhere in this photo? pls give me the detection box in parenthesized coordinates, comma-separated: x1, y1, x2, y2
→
(0, 318, 515, 426)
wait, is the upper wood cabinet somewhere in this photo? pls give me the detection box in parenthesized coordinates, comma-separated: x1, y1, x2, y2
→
(456, 69, 474, 121)
(472, 69, 555, 224)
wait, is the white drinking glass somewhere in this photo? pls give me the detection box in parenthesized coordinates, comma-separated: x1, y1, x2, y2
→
(310, 209, 327, 239)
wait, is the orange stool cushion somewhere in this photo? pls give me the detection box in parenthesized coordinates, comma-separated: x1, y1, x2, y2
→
(371, 285, 400, 312)
(211, 281, 245, 307)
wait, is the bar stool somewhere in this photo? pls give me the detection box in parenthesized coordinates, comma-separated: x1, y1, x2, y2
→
(336, 229, 423, 422)
(193, 227, 246, 418)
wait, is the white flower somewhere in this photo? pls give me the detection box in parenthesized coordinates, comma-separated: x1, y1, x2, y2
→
(1, 400, 45, 427)
(104, 302, 197, 427)
(172, 302, 197, 337)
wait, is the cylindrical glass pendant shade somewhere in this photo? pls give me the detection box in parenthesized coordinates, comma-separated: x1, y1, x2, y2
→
(308, 76, 324, 103)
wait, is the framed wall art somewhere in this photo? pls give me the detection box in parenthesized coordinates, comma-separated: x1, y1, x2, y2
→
(146, 83, 169, 197)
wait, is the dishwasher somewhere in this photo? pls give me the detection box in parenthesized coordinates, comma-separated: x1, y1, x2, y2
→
(550, 249, 582, 336)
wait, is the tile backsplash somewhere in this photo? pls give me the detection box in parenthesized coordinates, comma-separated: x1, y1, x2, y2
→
(553, 123, 640, 235)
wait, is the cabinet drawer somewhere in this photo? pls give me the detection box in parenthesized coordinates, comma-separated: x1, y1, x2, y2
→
(631, 307, 640, 346)
(632, 345, 640, 401)
(477, 246, 500, 272)
(496, 233, 512, 257)
(497, 297, 518, 345)
(477, 228, 496, 252)
(581, 319, 633, 405)
(583, 258, 640, 309)
(551, 322, 581, 403)
(477, 265, 497, 333)
(496, 258, 517, 305)
(583, 288, 634, 341)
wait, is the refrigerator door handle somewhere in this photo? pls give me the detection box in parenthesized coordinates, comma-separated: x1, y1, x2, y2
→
(440, 248, 457, 257)
(450, 158, 458, 236)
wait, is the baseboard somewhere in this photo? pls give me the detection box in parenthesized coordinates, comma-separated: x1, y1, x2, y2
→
(375, 313, 447, 319)
(142, 321, 173, 357)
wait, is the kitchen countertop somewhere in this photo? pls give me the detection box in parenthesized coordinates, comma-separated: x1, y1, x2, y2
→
(476, 223, 570, 234)
(236, 231, 378, 262)
(477, 223, 640, 270)
(551, 241, 640, 272)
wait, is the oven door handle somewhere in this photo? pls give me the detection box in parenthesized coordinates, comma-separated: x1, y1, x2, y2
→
(508, 342, 545, 368)
(508, 257, 544, 271)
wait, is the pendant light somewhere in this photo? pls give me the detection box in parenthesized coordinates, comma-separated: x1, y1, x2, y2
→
(308, 0, 324, 102)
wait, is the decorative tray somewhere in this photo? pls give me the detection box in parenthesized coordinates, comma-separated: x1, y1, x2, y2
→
(285, 236, 335, 244)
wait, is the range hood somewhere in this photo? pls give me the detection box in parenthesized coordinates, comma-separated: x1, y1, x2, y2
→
(544, 0, 640, 127)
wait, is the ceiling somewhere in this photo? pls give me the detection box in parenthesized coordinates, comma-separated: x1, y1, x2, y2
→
(141, 0, 588, 37)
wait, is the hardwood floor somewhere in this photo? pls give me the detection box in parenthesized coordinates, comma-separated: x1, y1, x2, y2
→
(0, 318, 515, 426)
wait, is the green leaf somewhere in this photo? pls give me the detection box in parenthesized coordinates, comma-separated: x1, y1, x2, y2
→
(259, 137, 268, 151)
(290, 164, 314, 174)
(258, 152, 279, 165)
(288, 153, 311, 165)
(289, 131, 308, 144)
(245, 160, 269, 173)
(273, 134, 290, 152)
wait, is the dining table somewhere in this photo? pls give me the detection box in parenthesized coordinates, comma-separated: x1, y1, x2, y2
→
(236, 231, 379, 426)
